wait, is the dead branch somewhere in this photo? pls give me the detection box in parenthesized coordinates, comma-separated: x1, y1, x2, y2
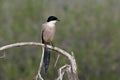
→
(56, 64, 70, 80)
(54, 54, 60, 67)
(0, 42, 79, 80)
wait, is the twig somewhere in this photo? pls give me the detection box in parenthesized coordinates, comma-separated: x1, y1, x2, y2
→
(36, 47, 44, 80)
(54, 54, 60, 67)
(56, 64, 70, 80)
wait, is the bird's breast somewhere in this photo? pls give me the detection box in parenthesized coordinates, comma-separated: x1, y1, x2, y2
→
(43, 26, 55, 42)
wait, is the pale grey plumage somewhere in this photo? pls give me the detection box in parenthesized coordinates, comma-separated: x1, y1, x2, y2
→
(42, 22, 56, 43)
(41, 16, 59, 73)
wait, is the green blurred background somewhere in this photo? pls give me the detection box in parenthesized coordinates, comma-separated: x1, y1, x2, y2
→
(0, 0, 120, 80)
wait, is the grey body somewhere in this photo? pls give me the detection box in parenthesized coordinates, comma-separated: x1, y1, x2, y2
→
(41, 21, 56, 73)
(42, 22, 55, 43)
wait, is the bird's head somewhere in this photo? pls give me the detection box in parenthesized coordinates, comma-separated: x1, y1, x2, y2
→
(47, 16, 60, 23)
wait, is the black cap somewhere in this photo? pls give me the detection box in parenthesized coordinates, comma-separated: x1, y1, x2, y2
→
(47, 16, 60, 22)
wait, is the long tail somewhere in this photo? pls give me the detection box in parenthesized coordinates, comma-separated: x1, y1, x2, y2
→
(41, 31, 51, 73)
(43, 46, 50, 73)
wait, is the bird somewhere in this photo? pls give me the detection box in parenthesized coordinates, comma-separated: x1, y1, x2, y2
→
(41, 16, 60, 73)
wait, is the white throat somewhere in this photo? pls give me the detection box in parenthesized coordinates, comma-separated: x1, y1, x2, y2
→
(47, 21, 57, 26)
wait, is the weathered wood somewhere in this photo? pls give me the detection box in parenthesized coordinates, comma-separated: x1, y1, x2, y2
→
(0, 42, 79, 80)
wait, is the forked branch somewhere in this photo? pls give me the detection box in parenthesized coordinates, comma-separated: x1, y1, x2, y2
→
(0, 42, 79, 80)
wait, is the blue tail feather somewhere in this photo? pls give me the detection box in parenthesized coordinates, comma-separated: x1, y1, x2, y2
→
(43, 47, 50, 73)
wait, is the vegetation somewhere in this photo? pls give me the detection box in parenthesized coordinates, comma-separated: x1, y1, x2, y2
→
(0, 0, 120, 80)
